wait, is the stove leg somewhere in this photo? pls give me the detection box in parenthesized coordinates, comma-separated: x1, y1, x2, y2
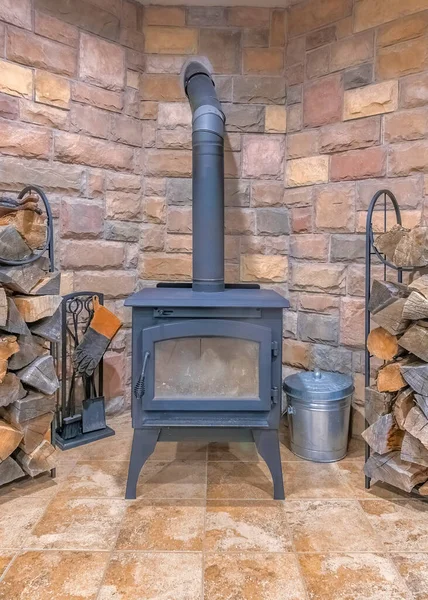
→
(125, 428, 160, 500)
(253, 429, 285, 500)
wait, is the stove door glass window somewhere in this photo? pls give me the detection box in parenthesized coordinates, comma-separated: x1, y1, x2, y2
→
(155, 337, 259, 399)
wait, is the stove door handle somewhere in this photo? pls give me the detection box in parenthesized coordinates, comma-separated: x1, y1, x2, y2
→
(134, 351, 150, 401)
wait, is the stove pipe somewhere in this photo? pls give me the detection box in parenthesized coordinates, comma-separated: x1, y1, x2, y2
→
(182, 59, 226, 292)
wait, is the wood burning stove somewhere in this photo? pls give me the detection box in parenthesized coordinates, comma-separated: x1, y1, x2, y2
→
(125, 59, 288, 500)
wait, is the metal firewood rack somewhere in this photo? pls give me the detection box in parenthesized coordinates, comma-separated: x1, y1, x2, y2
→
(364, 189, 427, 498)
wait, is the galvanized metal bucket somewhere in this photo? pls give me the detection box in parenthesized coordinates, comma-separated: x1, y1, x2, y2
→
(283, 369, 354, 462)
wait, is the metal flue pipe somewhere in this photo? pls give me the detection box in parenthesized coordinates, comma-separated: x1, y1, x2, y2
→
(182, 59, 225, 292)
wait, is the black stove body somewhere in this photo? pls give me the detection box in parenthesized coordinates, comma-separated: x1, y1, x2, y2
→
(125, 59, 288, 500)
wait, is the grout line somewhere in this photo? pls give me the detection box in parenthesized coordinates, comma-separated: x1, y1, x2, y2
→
(0, 550, 20, 585)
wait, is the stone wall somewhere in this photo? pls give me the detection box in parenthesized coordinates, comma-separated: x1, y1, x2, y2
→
(0, 0, 427, 421)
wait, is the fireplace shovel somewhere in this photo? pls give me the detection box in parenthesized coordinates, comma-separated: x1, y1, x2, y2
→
(81, 374, 107, 434)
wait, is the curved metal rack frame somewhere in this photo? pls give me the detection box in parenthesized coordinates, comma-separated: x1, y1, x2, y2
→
(365, 189, 426, 499)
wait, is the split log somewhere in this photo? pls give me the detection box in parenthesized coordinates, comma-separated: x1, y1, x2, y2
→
(418, 481, 428, 495)
(401, 432, 428, 467)
(0, 373, 26, 408)
(0, 287, 7, 327)
(415, 395, 428, 420)
(0, 194, 41, 217)
(0, 419, 23, 460)
(403, 291, 428, 320)
(0, 225, 32, 261)
(398, 324, 428, 362)
(394, 226, 428, 267)
(8, 333, 45, 371)
(14, 295, 62, 323)
(371, 298, 409, 335)
(29, 272, 61, 296)
(401, 360, 428, 396)
(364, 451, 428, 493)
(18, 412, 53, 454)
(3, 298, 30, 336)
(393, 388, 415, 429)
(0, 260, 47, 294)
(0, 457, 24, 487)
(1, 391, 55, 423)
(365, 386, 394, 425)
(30, 305, 62, 343)
(367, 327, 398, 360)
(0, 210, 46, 250)
(377, 362, 407, 392)
(409, 274, 428, 298)
(0, 334, 19, 383)
(374, 225, 408, 263)
(16, 440, 55, 477)
(16, 355, 59, 395)
(368, 279, 409, 315)
(404, 405, 428, 448)
(362, 413, 404, 454)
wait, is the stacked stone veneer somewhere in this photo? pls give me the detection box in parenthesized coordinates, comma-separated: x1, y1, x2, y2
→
(0, 0, 427, 425)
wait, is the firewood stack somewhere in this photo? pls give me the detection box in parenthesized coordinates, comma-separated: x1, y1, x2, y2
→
(364, 225, 428, 496)
(0, 193, 61, 488)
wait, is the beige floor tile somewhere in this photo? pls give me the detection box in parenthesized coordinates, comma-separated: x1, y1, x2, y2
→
(279, 436, 304, 461)
(360, 499, 428, 551)
(346, 437, 366, 460)
(116, 499, 205, 551)
(0, 497, 47, 548)
(136, 461, 206, 500)
(98, 551, 203, 600)
(208, 442, 260, 462)
(205, 500, 291, 552)
(0, 551, 15, 578)
(0, 461, 76, 500)
(334, 461, 409, 500)
(392, 553, 428, 600)
(59, 461, 128, 498)
(58, 433, 132, 462)
(27, 496, 126, 550)
(286, 500, 382, 553)
(0, 550, 109, 600)
(299, 553, 412, 600)
(108, 413, 132, 436)
(204, 552, 306, 600)
(149, 441, 208, 462)
(283, 461, 354, 499)
(207, 462, 274, 500)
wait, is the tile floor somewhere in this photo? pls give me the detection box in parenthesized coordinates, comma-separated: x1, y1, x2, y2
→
(0, 413, 427, 599)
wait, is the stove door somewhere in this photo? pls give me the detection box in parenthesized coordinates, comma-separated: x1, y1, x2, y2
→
(140, 319, 273, 411)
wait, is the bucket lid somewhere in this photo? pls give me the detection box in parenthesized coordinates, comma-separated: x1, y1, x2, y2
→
(283, 369, 354, 401)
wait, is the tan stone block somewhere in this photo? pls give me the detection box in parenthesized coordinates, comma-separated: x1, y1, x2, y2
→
(378, 12, 428, 47)
(400, 72, 428, 108)
(290, 206, 312, 233)
(265, 106, 287, 133)
(146, 150, 192, 178)
(286, 37, 306, 68)
(242, 29, 270, 49)
(225, 208, 255, 235)
(144, 27, 198, 54)
(167, 206, 192, 234)
(0, 59, 32, 98)
(299, 293, 340, 314)
(55, 132, 134, 171)
(355, 209, 421, 233)
(79, 33, 124, 91)
(251, 182, 284, 207)
(158, 103, 191, 129)
(304, 74, 343, 127)
(385, 108, 428, 143)
(199, 29, 241, 74)
(126, 70, 139, 90)
(106, 191, 141, 221)
(166, 234, 192, 253)
(142, 197, 166, 224)
(106, 173, 140, 193)
(314, 184, 355, 231)
(71, 104, 110, 139)
(283, 339, 311, 368)
(287, 104, 303, 133)
(61, 199, 103, 239)
(306, 46, 330, 79)
(286, 156, 329, 188)
(35, 11, 78, 47)
(243, 135, 285, 179)
(283, 187, 313, 208)
(306, 25, 337, 50)
(388, 140, 428, 176)
(377, 37, 428, 80)
(343, 80, 398, 120)
(140, 226, 165, 252)
(74, 271, 135, 298)
(111, 115, 142, 147)
(140, 75, 184, 102)
(240, 254, 288, 283)
(331, 147, 386, 181)
(140, 102, 158, 120)
(227, 7, 270, 27)
(0, 0, 31, 29)
(320, 117, 380, 153)
(290, 234, 329, 260)
(330, 31, 374, 71)
(0, 121, 50, 159)
(7, 27, 77, 76)
(336, 16, 353, 39)
(61, 240, 125, 269)
(224, 104, 264, 133)
(145, 55, 186, 75)
(288, 0, 352, 36)
(291, 263, 346, 294)
(20, 100, 68, 130)
(287, 130, 319, 159)
(356, 176, 423, 210)
(35, 71, 70, 109)
(71, 82, 122, 112)
(271, 10, 286, 47)
(140, 254, 192, 281)
(340, 297, 365, 347)
(120, 28, 145, 53)
(0, 157, 83, 194)
(233, 77, 286, 105)
(144, 6, 185, 26)
(243, 49, 284, 75)
(156, 130, 192, 151)
(355, 0, 428, 32)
